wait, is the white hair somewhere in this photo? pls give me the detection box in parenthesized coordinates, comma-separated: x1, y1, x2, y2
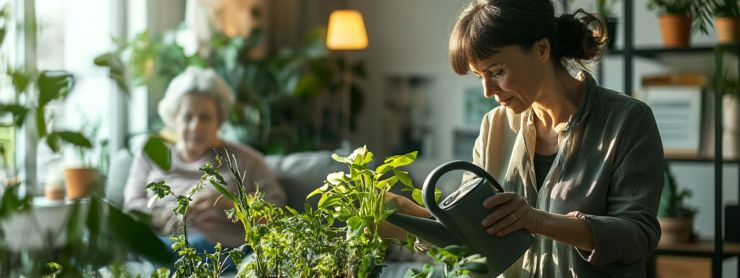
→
(158, 66, 235, 128)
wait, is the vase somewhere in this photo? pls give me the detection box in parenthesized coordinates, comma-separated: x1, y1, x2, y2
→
(658, 14, 691, 48)
(716, 17, 740, 45)
(658, 217, 693, 245)
(64, 167, 99, 199)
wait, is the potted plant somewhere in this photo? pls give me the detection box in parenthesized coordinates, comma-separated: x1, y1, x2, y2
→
(658, 164, 697, 244)
(711, 0, 740, 44)
(647, 0, 707, 47)
(596, 0, 618, 50)
(146, 146, 418, 277)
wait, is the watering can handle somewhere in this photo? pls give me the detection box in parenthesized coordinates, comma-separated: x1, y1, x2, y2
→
(422, 160, 504, 219)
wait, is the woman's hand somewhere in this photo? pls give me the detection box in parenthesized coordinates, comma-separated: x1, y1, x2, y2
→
(481, 192, 543, 237)
(385, 191, 431, 218)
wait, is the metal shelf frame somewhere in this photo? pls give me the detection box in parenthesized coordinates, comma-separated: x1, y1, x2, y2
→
(594, 2, 739, 277)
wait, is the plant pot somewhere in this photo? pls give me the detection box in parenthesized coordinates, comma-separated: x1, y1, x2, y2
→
(64, 167, 99, 199)
(715, 17, 740, 45)
(658, 217, 693, 244)
(658, 14, 691, 48)
(606, 17, 618, 50)
(44, 185, 65, 200)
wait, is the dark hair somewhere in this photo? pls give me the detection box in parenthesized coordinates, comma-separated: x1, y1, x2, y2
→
(449, 0, 606, 74)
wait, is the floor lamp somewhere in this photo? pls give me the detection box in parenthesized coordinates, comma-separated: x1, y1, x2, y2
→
(326, 9, 368, 151)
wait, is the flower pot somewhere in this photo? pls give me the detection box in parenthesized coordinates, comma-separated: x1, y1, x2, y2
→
(658, 217, 693, 244)
(606, 17, 618, 50)
(658, 14, 691, 48)
(44, 185, 65, 200)
(715, 17, 740, 44)
(63, 167, 99, 199)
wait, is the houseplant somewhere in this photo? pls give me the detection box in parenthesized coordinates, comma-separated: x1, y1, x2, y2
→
(647, 0, 710, 47)
(710, 0, 740, 44)
(595, 0, 618, 50)
(658, 164, 697, 244)
(146, 146, 418, 277)
(95, 23, 366, 155)
(0, 6, 174, 276)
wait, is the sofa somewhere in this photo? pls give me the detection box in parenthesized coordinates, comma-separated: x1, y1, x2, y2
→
(106, 149, 441, 277)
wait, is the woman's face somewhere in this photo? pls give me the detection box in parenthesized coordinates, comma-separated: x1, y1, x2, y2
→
(468, 42, 548, 114)
(174, 94, 221, 159)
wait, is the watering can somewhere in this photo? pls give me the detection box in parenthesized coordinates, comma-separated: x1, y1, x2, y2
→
(386, 161, 533, 276)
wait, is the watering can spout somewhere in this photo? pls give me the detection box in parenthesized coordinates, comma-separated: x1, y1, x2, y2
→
(386, 211, 460, 247)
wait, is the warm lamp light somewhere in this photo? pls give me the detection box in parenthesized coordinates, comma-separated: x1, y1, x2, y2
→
(326, 9, 368, 150)
(326, 10, 368, 50)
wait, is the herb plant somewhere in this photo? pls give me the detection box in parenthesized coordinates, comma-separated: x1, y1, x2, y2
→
(658, 165, 697, 218)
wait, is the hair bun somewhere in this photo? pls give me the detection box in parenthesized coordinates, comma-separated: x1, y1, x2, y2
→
(555, 9, 606, 62)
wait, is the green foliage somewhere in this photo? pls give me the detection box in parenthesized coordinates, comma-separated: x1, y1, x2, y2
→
(145, 147, 422, 277)
(711, 0, 740, 17)
(96, 17, 367, 155)
(658, 165, 697, 218)
(404, 245, 488, 278)
(595, 0, 617, 18)
(647, 0, 712, 35)
(143, 136, 171, 172)
(647, 0, 694, 14)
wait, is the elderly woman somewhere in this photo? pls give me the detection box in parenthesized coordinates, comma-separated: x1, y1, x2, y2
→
(124, 66, 286, 250)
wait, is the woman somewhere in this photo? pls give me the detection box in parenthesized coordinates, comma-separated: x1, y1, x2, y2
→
(124, 66, 286, 250)
(387, 0, 664, 277)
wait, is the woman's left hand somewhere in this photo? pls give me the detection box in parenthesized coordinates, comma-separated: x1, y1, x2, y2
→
(481, 192, 543, 237)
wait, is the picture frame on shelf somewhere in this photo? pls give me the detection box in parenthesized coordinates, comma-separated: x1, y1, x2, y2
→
(638, 73, 706, 158)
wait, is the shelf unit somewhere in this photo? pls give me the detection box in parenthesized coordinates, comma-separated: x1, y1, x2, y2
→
(595, 2, 740, 277)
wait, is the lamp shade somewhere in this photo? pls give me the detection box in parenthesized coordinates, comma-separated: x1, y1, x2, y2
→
(326, 10, 368, 50)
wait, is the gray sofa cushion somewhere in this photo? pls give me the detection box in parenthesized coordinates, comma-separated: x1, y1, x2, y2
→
(264, 150, 343, 212)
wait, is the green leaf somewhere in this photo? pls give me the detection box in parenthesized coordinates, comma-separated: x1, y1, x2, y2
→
(317, 193, 330, 210)
(394, 169, 413, 186)
(55, 131, 93, 148)
(306, 184, 328, 199)
(46, 132, 60, 153)
(106, 201, 174, 265)
(331, 153, 353, 164)
(375, 163, 393, 176)
(346, 215, 362, 230)
(412, 188, 424, 206)
(208, 176, 237, 202)
(10, 69, 32, 94)
(384, 151, 418, 167)
(0, 103, 29, 127)
(143, 136, 171, 171)
(37, 70, 74, 107)
(458, 255, 488, 273)
(376, 176, 398, 189)
(36, 106, 47, 138)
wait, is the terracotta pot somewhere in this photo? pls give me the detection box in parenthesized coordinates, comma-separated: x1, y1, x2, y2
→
(716, 17, 740, 44)
(659, 217, 693, 244)
(658, 14, 691, 48)
(64, 168, 99, 199)
(44, 185, 65, 201)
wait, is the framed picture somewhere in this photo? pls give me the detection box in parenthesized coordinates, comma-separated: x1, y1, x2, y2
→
(640, 74, 706, 157)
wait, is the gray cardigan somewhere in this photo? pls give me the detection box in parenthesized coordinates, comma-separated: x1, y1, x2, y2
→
(123, 141, 286, 248)
(472, 72, 664, 277)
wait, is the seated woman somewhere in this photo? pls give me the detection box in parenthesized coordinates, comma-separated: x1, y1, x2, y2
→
(123, 66, 286, 251)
